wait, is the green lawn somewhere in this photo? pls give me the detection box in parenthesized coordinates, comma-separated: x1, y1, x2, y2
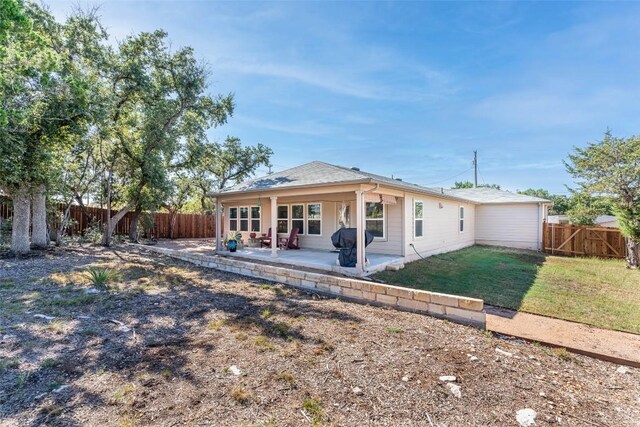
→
(373, 245, 640, 334)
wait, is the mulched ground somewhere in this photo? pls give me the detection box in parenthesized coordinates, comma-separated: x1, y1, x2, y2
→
(0, 244, 638, 427)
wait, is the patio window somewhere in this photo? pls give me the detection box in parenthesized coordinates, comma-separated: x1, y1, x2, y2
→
(459, 206, 465, 232)
(250, 206, 261, 232)
(414, 201, 424, 238)
(365, 202, 385, 238)
(277, 205, 289, 233)
(307, 203, 321, 235)
(239, 207, 249, 231)
(229, 207, 238, 231)
(229, 206, 260, 232)
(291, 204, 305, 235)
(337, 203, 350, 228)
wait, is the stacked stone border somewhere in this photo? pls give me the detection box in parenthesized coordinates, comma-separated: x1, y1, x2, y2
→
(143, 246, 486, 328)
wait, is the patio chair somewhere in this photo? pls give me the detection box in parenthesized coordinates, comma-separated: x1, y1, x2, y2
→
(282, 227, 300, 250)
(259, 228, 272, 248)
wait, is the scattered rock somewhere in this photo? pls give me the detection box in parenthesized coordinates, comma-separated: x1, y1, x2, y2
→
(52, 384, 69, 394)
(469, 356, 479, 362)
(616, 366, 629, 374)
(84, 288, 101, 294)
(495, 348, 513, 357)
(118, 326, 131, 333)
(516, 408, 537, 426)
(352, 386, 364, 396)
(445, 382, 462, 398)
(439, 375, 457, 382)
(229, 365, 241, 376)
(402, 376, 409, 382)
(34, 314, 55, 321)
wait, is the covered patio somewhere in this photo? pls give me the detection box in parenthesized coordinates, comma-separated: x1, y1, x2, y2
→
(152, 239, 404, 277)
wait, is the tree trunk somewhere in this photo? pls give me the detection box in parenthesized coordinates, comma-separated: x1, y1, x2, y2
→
(169, 210, 177, 240)
(101, 205, 132, 246)
(626, 238, 639, 269)
(31, 184, 49, 249)
(129, 208, 142, 242)
(11, 186, 31, 255)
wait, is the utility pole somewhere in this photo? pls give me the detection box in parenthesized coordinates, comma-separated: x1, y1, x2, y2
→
(473, 150, 478, 188)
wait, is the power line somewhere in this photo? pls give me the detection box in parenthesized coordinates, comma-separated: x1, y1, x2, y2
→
(424, 166, 474, 186)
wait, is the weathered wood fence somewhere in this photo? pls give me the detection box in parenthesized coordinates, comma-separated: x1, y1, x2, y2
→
(0, 200, 221, 239)
(542, 222, 626, 259)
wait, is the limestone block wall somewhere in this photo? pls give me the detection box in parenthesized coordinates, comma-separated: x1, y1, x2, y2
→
(143, 246, 486, 328)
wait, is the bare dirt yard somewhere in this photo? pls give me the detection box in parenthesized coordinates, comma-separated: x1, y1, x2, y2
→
(1, 245, 639, 426)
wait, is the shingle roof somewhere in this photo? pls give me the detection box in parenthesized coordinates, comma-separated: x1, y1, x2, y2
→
(445, 187, 550, 204)
(214, 161, 550, 205)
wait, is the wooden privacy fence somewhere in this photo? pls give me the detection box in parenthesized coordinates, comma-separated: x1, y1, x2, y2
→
(0, 200, 221, 239)
(542, 222, 626, 259)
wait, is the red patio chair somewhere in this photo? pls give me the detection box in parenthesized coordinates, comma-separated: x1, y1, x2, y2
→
(285, 227, 300, 250)
(259, 228, 272, 248)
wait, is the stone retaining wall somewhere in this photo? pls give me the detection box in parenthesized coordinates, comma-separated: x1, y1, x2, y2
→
(144, 246, 486, 328)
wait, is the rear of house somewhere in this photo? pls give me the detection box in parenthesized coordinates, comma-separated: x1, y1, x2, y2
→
(212, 161, 550, 275)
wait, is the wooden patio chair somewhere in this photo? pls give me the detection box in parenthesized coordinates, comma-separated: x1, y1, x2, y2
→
(259, 228, 272, 248)
(284, 227, 300, 250)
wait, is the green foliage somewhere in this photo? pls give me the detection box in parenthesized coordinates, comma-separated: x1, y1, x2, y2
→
(453, 181, 501, 190)
(565, 131, 640, 266)
(84, 267, 121, 290)
(518, 188, 571, 215)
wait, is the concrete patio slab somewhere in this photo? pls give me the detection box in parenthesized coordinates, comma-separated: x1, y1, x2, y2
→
(151, 239, 404, 276)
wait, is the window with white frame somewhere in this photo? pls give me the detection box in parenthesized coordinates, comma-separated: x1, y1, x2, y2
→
(307, 203, 321, 235)
(414, 201, 424, 238)
(239, 207, 249, 231)
(337, 203, 350, 228)
(229, 207, 238, 231)
(291, 204, 305, 234)
(229, 206, 260, 232)
(277, 205, 289, 233)
(459, 206, 465, 232)
(365, 202, 385, 238)
(250, 206, 261, 232)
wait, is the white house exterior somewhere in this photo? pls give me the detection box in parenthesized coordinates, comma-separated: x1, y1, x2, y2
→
(210, 161, 550, 275)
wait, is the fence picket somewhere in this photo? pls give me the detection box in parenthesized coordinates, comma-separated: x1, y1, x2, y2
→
(543, 222, 626, 259)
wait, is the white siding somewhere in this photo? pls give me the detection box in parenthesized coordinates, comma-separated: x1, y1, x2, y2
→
(403, 193, 476, 262)
(475, 204, 543, 250)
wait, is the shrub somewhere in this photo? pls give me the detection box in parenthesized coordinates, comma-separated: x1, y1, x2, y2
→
(85, 267, 121, 290)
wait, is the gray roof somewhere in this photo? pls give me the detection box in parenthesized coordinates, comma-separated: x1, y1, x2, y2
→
(445, 188, 550, 204)
(214, 161, 549, 205)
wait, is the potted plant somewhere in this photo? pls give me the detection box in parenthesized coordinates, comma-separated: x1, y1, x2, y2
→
(225, 231, 242, 252)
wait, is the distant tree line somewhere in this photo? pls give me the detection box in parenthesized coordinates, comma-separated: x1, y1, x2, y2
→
(0, 0, 272, 254)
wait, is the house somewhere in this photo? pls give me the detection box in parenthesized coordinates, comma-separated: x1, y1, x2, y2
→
(595, 215, 619, 228)
(210, 161, 550, 276)
(548, 215, 570, 225)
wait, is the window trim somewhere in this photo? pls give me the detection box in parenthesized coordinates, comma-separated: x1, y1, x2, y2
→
(229, 205, 261, 233)
(459, 205, 465, 233)
(306, 202, 322, 236)
(277, 204, 290, 234)
(414, 200, 424, 239)
(290, 203, 305, 236)
(365, 201, 386, 240)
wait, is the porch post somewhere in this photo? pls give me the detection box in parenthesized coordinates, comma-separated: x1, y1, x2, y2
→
(215, 198, 222, 253)
(355, 190, 365, 275)
(270, 196, 278, 257)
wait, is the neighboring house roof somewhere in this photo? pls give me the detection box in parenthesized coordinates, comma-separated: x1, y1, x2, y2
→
(595, 215, 618, 225)
(444, 187, 550, 204)
(213, 161, 550, 205)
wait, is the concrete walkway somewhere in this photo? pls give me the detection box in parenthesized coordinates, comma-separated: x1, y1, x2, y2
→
(486, 306, 640, 367)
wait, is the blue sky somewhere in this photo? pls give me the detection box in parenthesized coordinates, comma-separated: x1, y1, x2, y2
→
(49, 1, 640, 194)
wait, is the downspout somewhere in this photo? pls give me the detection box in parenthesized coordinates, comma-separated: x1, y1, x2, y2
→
(537, 202, 541, 251)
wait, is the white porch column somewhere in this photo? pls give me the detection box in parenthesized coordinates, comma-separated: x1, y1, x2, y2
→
(215, 198, 222, 253)
(355, 190, 365, 275)
(270, 196, 278, 257)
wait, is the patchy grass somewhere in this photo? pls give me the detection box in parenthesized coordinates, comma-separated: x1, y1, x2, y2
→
(0, 358, 20, 371)
(302, 398, 323, 426)
(253, 335, 275, 352)
(374, 245, 640, 334)
(385, 327, 404, 334)
(230, 386, 251, 404)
